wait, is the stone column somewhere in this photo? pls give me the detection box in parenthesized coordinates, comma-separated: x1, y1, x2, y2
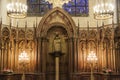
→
(55, 57, 59, 80)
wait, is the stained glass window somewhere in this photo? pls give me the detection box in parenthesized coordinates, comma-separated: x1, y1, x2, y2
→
(27, 0, 88, 16)
(63, 0, 88, 16)
(27, 0, 52, 16)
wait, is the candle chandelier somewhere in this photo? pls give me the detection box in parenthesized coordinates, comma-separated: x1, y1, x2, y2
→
(87, 51, 98, 80)
(45, 0, 71, 8)
(18, 51, 29, 62)
(87, 51, 98, 62)
(7, 1, 27, 19)
(93, 0, 114, 20)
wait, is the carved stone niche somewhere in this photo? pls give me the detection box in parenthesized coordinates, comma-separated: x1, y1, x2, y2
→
(47, 26, 68, 54)
(46, 26, 69, 80)
(37, 7, 76, 80)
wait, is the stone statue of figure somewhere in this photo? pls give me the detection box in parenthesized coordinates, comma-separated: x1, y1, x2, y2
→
(48, 32, 67, 54)
(53, 32, 61, 52)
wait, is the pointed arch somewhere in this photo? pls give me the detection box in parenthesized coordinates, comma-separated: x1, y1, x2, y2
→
(37, 7, 76, 38)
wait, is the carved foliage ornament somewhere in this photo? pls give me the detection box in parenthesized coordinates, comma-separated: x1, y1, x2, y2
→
(80, 30, 97, 40)
(105, 27, 112, 38)
(88, 30, 97, 39)
(26, 29, 34, 40)
(2, 27, 9, 37)
(11, 29, 16, 39)
(80, 30, 87, 40)
(19, 29, 25, 40)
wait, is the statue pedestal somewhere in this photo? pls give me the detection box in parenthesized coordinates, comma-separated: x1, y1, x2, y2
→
(49, 52, 64, 80)
(49, 51, 64, 57)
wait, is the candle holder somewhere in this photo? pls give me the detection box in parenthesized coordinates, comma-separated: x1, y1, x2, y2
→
(87, 51, 98, 80)
(18, 51, 29, 80)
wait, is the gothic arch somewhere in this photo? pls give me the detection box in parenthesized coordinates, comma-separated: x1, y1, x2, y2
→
(36, 8, 78, 80)
(37, 7, 76, 38)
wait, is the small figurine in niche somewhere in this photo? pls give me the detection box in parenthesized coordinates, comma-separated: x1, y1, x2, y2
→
(53, 32, 61, 52)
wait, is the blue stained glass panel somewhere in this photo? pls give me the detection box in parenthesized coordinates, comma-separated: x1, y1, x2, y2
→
(27, 0, 52, 16)
(40, 0, 47, 4)
(63, 7, 76, 15)
(76, 0, 86, 6)
(28, 4, 39, 13)
(65, 0, 75, 6)
(63, 0, 88, 16)
(29, 0, 38, 3)
(39, 4, 52, 15)
(27, 0, 89, 16)
(39, 5, 46, 15)
(76, 7, 88, 16)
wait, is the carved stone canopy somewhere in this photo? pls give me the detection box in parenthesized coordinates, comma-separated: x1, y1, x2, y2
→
(37, 7, 76, 38)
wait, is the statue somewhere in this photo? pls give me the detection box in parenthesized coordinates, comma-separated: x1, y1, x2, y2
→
(53, 32, 61, 52)
(48, 32, 67, 54)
